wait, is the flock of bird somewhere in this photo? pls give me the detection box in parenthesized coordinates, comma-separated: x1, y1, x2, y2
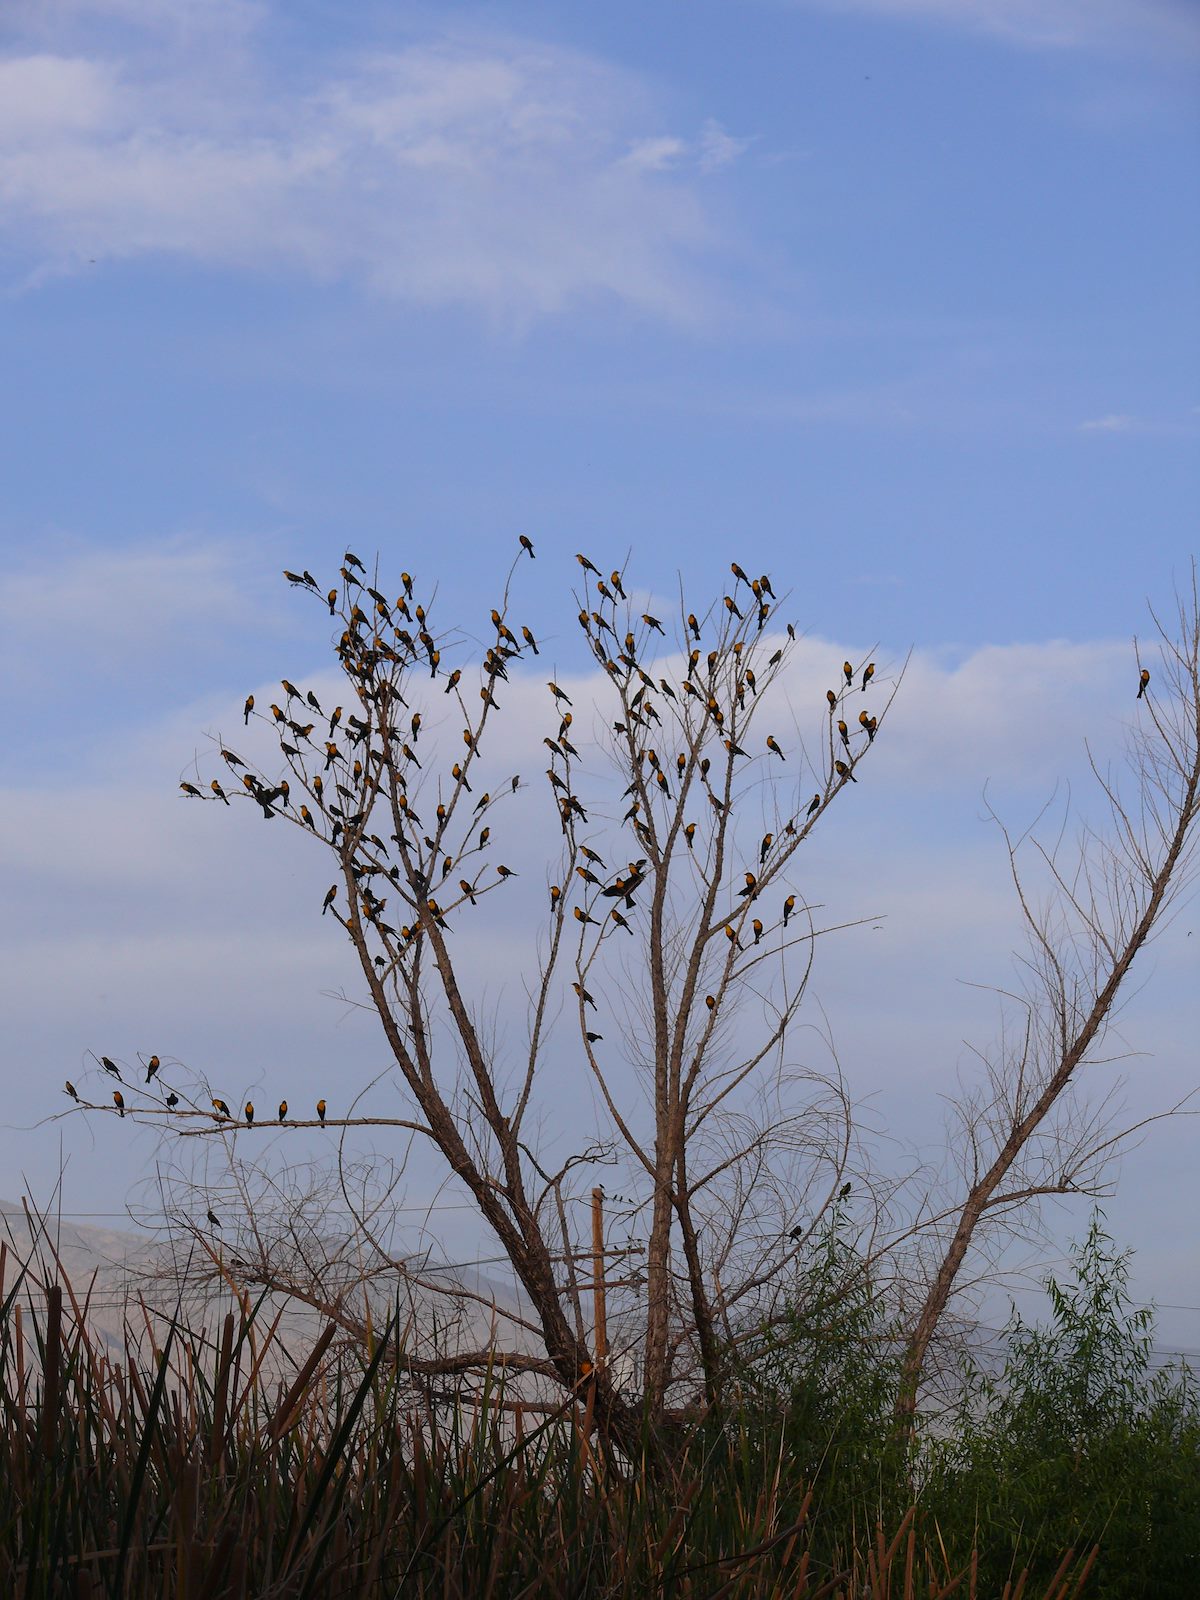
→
(64, 1054, 330, 1161)
(68, 540, 1157, 1219)
(70, 540, 898, 1142)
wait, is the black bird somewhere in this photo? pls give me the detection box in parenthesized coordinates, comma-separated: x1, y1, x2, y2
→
(165, 1093, 179, 1108)
(145, 1055, 160, 1084)
(1137, 668, 1150, 699)
(65, 1080, 79, 1101)
(519, 535, 536, 558)
(207, 1209, 222, 1228)
(278, 1100, 288, 1122)
(113, 1090, 125, 1117)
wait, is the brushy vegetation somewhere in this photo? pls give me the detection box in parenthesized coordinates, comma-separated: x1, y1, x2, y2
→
(1, 1214, 1193, 1598)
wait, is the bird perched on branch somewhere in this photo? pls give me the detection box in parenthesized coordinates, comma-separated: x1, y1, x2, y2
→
(783, 894, 795, 927)
(766, 736, 785, 760)
(862, 662, 875, 692)
(145, 1056, 160, 1084)
(101, 1056, 122, 1080)
(65, 1081, 79, 1101)
(843, 661, 853, 686)
(278, 1100, 288, 1123)
(113, 1090, 125, 1118)
(1138, 668, 1150, 699)
(244, 1103, 254, 1125)
(576, 553, 600, 575)
(212, 1098, 231, 1119)
(519, 535, 535, 558)
(207, 1209, 222, 1228)
(317, 1099, 327, 1124)
(834, 760, 857, 783)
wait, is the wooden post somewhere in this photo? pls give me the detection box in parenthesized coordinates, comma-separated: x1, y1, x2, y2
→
(591, 1187, 607, 1372)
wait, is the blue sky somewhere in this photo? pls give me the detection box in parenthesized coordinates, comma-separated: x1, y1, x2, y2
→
(1, 0, 1197, 1350)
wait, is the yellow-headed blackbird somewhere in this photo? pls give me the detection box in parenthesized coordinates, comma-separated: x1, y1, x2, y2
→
(317, 1099, 327, 1124)
(577, 865, 601, 887)
(760, 833, 773, 864)
(65, 1080, 79, 1100)
(180, 782, 201, 797)
(573, 982, 597, 1008)
(497, 864, 516, 878)
(244, 1102, 254, 1124)
(282, 679, 300, 700)
(725, 924, 739, 947)
(270, 703, 284, 722)
(688, 613, 701, 641)
(684, 822, 696, 849)
(725, 738, 748, 758)
(207, 1208, 221, 1228)
(806, 793, 820, 818)
(300, 804, 316, 829)
(834, 760, 857, 783)
(113, 1090, 125, 1117)
(520, 535, 535, 557)
(479, 826, 490, 846)
(278, 1100, 288, 1122)
(862, 662, 875, 691)
(322, 884, 337, 915)
(522, 625, 540, 654)
(611, 909, 634, 934)
(101, 1056, 121, 1079)
(212, 1098, 231, 1119)
(768, 648, 783, 666)
(643, 614, 665, 634)
(843, 661, 853, 685)
(752, 918, 763, 944)
(211, 779, 230, 805)
(550, 884, 561, 909)
(576, 553, 600, 575)
(725, 595, 743, 619)
(783, 894, 795, 927)
(705, 994, 717, 1011)
(459, 879, 477, 906)
(739, 872, 757, 898)
(327, 588, 338, 614)
(400, 571, 414, 597)
(580, 845, 605, 867)
(145, 1055, 160, 1084)
(826, 689, 837, 708)
(865, 717, 877, 742)
(344, 550, 364, 572)
(766, 736, 785, 760)
(837, 720, 850, 749)
(445, 668, 462, 694)
(731, 562, 749, 584)
(609, 570, 626, 598)
(243, 694, 254, 724)
(676, 753, 687, 776)
(548, 681, 572, 705)
(1138, 668, 1150, 698)
(574, 906, 597, 926)
(329, 706, 342, 733)
(222, 749, 245, 769)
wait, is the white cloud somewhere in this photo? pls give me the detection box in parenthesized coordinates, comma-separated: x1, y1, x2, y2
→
(1079, 413, 1137, 433)
(0, 25, 744, 323)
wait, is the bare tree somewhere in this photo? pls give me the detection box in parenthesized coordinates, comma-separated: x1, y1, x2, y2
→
(72, 546, 886, 1450)
(892, 570, 1200, 1430)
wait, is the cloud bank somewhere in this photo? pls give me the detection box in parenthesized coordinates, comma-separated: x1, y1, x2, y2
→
(0, 15, 745, 323)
